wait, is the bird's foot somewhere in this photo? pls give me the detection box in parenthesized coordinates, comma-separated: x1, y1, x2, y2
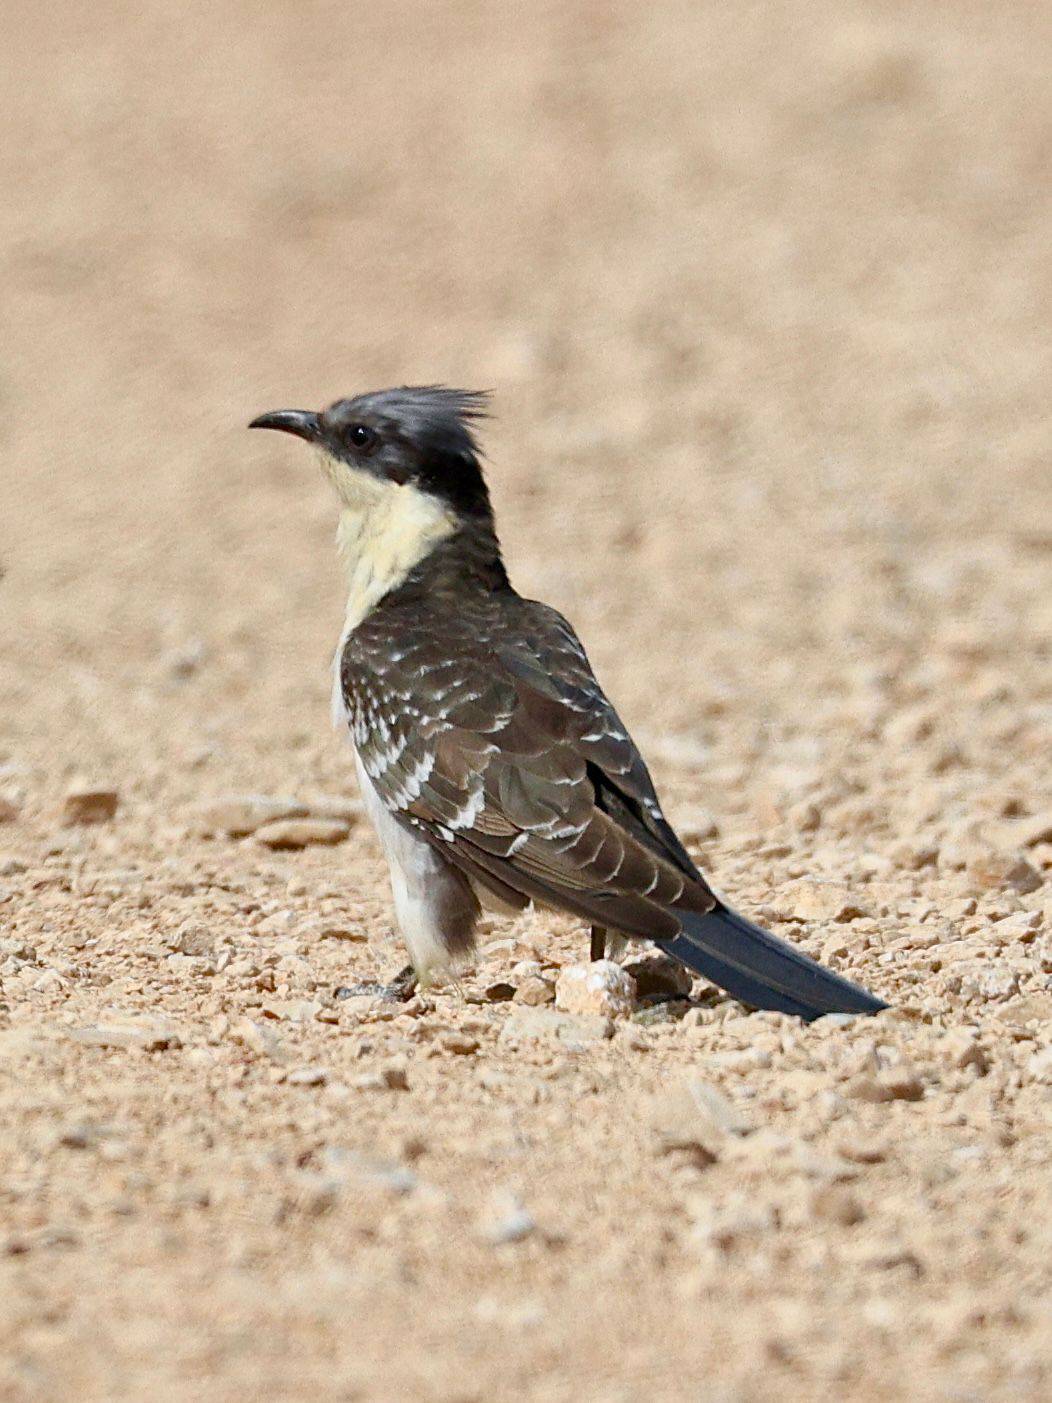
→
(333, 963, 419, 1003)
(379, 962, 419, 1002)
(589, 924, 607, 961)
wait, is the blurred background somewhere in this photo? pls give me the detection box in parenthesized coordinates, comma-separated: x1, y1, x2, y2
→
(1, 3, 1050, 1400)
(2, 0, 1048, 798)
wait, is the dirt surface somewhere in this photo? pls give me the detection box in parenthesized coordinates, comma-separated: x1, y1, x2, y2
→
(2, 3, 1051, 1400)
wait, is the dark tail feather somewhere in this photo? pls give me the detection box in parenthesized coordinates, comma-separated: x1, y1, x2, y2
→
(662, 902, 887, 1021)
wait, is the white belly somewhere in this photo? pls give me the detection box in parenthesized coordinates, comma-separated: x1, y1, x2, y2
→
(352, 752, 479, 982)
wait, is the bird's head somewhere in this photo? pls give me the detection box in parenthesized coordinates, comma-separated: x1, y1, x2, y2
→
(249, 385, 493, 522)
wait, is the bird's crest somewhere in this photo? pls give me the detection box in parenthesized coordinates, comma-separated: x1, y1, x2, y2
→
(340, 385, 490, 462)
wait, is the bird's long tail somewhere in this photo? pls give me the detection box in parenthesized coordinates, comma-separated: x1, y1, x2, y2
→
(662, 902, 887, 1021)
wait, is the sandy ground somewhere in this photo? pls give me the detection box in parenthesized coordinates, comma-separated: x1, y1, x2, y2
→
(2, 2, 1051, 1400)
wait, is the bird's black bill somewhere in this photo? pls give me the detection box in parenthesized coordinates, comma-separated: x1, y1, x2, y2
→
(248, 409, 320, 441)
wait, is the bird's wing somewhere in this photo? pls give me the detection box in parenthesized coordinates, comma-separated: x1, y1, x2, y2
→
(341, 598, 716, 940)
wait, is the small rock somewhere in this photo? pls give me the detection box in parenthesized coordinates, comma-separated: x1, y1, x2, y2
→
(998, 814, 1052, 850)
(300, 796, 363, 825)
(0, 797, 20, 823)
(194, 795, 307, 837)
(687, 1194, 776, 1251)
(959, 963, 1020, 1001)
(940, 1029, 989, 1075)
(555, 961, 635, 1019)
(645, 1077, 752, 1165)
(1026, 1047, 1052, 1084)
(835, 1136, 887, 1164)
(993, 993, 1052, 1025)
(620, 951, 693, 999)
(513, 975, 555, 1006)
(71, 1017, 181, 1051)
(879, 1065, 925, 1101)
(438, 1030, 479, 1055)
(484, 981, 516, 1002)
(255, 819, 350, 850)
(323, 1148, 417, 1195)
(991, 910, 1042, 941)
(499, 1006, 614, 1047)
(810, 1184, 865, 1226)
(230, 1017, 283, 1060)
(781, 880, 870, 923)
(0, 856, 27, 876)
(286, 1065, 327, 1086)
(261, 998, 324, 1023)
(965, 852, 1043, 896)
(56, 1123, 109, 1150)
(316, 922, 368, 943)
(162, 640, 206, 677)
(479, 1191, 538, 1245)
(678, 808, 721, 843)
(61, 786, 119, 825)
(843, 1075, 892, 1104)
(889, 840, 939, 870)
(379, 1059, 410, 1089)
(354, 1058, 410, 1091)
(786, 800, 822, 833)
(174, 925, 215, 957)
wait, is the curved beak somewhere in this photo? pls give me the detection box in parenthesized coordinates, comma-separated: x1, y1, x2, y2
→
(248, 409, 320, 442)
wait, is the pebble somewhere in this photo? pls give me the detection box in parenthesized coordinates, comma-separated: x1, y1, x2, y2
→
(260, 998, 325, 1023)
(61, 786, 119, 825)
(1026, 1047, 1052, 1084)
(71, 1017, 181, 1051)
(438, 1030, 480, 1055)
(939, 1030, 989, 1075)
(555, 961, 636, 1019)
(483, 981, 516, 1002)
(286, 1065, 327, 1086)
(479, 1191, 538, 1245)
(686, 1195, 776, 1252)
(965, 852, 1043, 896)
(809, 1184, 866, 1226)
(958, 963, 1020, 1001)
(780, 880, 871, 923)
(879, 1066, 926, 1101)
(620, 951, 693, 999)
(678, 808, 720, 842)
(0, 796, 20, 823)
(786, 799, 822, 832)
(844, 1067, 924, 1103)
(513, 975, 556, 1005)
(255, 819, 351, 850)
(499, 1006, 614, 1047)
(299, 795, 363, 824)
(230, 1017, 283, 1060)
(645, 1077, 752, 1165)
(194, 795, 307, 837)
(354, 1059, 410, 1091)
(997, 813, 1052, 850)
(315, 922, 368, 943)
(993, 992, 1052, 1025)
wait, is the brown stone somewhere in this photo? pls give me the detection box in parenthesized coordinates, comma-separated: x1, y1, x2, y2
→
(255, 818, 350, 849)
(62, 786, 119, 825)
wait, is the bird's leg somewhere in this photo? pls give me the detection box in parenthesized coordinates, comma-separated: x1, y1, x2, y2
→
(380, 962, 419, 1002)
(590, 925, 607, 962)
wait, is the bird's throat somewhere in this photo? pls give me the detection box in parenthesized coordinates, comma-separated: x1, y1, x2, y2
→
(334, 473, 457, 634)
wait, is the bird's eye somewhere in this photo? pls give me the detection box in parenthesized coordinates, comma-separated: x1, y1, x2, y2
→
(347, 424, 375, 451)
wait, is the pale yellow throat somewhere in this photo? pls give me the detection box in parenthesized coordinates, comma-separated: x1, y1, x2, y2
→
(326, 455, 457, 634)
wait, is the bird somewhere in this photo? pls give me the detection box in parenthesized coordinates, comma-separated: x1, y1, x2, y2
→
(249, 386, 887, 1021)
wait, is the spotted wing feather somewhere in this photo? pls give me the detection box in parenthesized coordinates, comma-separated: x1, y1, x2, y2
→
(341, 595, 717, 938)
